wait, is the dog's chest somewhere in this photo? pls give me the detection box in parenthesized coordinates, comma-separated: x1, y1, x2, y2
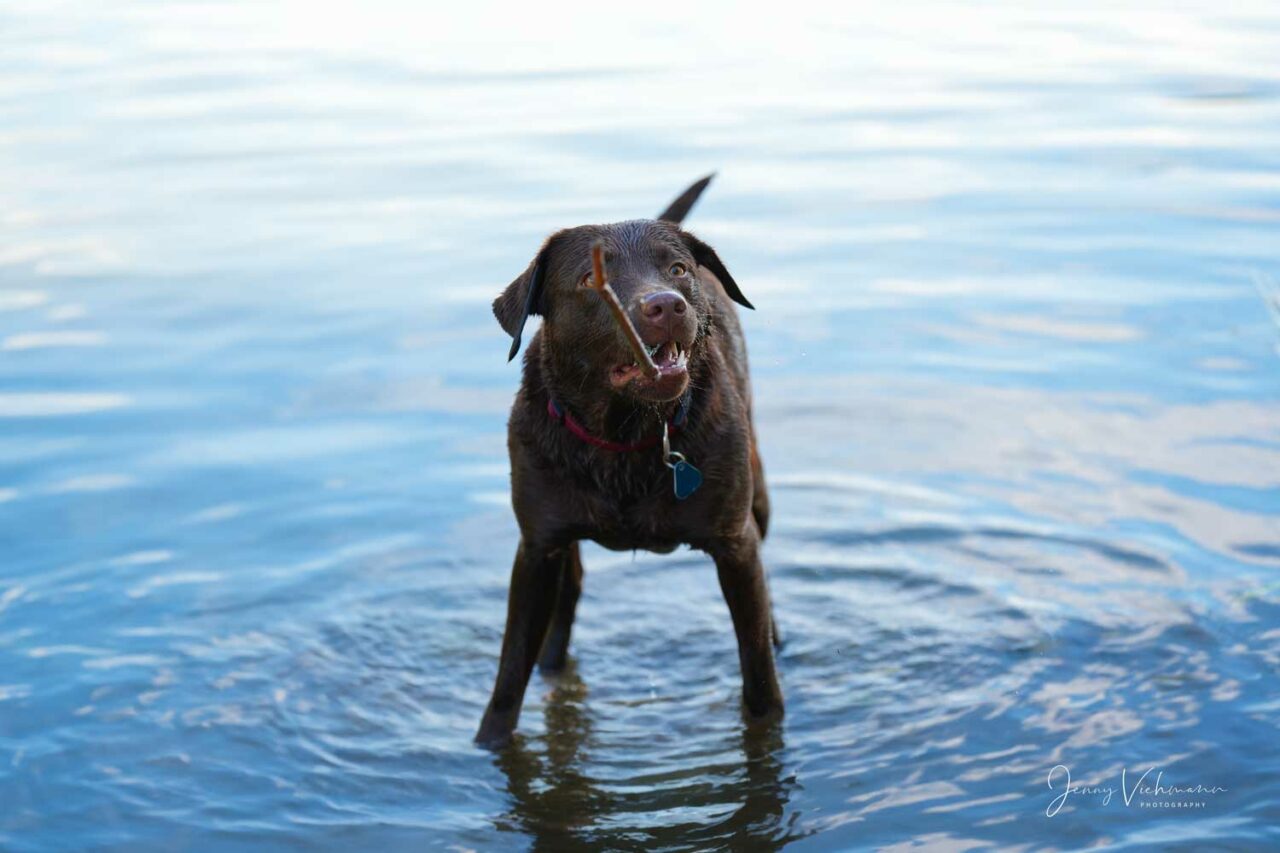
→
(576, 469, 687, 553)
(589, 518, 683, 554)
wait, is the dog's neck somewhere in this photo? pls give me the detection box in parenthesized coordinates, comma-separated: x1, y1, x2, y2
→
(533, 337, 686, 444)
(545, 376, 680, 444)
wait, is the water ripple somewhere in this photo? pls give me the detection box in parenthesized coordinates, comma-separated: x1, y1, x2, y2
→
(2, 1, 1279, 850)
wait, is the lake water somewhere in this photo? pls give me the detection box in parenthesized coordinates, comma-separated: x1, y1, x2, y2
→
(2, 2, 1279, 850)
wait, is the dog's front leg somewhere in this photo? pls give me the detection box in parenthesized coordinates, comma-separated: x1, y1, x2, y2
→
(537, 541, 582, 673)
(476, 540, 563, 748)
(709, 526, 784, 722)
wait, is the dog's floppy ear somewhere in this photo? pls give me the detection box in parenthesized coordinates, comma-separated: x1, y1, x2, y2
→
(681, 231, 753, 310)
(493, 234, 560, 361)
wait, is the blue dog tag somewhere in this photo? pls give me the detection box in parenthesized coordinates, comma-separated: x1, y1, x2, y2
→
(661, 421, 701, 500)
(672, 459, 703, 500)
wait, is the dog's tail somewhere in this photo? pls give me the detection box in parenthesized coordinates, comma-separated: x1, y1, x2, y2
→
(656, 173, 715, 225)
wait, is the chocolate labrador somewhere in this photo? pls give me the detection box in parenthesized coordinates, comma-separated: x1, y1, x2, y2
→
(476, 176, 782, 747)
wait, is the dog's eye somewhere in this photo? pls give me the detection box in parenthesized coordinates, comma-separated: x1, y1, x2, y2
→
(669, 263, 688, 277)
(579, 273, 592, 288)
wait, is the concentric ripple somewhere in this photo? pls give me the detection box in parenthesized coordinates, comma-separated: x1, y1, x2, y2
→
(3, 1, 1280, 850)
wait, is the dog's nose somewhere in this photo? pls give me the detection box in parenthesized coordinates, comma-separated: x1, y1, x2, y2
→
(639, 291, 688, 325)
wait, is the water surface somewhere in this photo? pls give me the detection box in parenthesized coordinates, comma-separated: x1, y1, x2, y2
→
(2, 2, 1280, 849)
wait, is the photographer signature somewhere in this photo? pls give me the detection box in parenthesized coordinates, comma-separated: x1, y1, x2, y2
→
(1046, 764, 1227, 817)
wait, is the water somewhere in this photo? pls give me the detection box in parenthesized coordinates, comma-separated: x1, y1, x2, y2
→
(3, 2, 1280, 849)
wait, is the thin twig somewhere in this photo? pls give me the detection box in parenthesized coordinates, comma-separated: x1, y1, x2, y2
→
(589, 243, 659, 378)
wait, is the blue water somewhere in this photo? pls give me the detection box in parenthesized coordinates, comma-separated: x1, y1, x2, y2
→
(3, 2, 1280, 849)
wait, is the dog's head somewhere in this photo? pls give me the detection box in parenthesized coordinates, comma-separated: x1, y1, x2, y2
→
(494, 220, 751, 403)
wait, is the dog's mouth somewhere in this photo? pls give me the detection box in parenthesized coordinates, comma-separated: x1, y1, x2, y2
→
(609, 339, 690, 398)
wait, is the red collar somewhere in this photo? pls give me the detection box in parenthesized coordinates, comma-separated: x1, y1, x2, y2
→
(546, 394, 691, 452)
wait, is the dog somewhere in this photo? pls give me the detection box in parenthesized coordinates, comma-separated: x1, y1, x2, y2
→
(476, 176, 782, 747)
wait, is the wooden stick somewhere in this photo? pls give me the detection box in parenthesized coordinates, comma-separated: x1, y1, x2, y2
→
(589, 243, 660, 378)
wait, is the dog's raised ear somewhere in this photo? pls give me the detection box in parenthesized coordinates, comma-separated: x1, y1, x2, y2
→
(493, 234, 560, 361)
(681, 231, 753, 310)
(657, 173, 714, 225)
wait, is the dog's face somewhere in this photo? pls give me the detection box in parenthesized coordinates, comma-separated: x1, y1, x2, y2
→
(494, 220, 751, 404)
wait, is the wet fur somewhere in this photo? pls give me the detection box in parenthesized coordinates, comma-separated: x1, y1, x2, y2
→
(477, 178, 782, 748)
